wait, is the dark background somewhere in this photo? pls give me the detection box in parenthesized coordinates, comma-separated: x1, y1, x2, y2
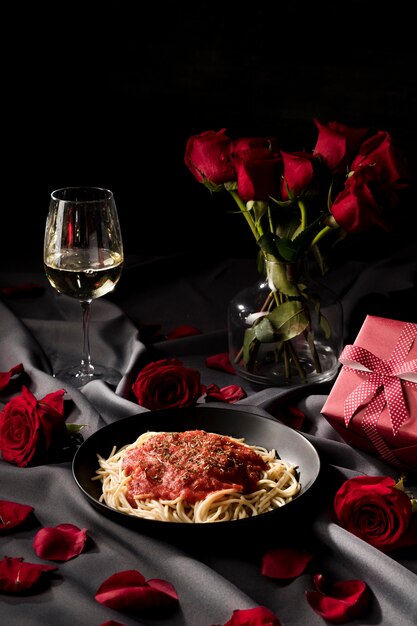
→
(2, 1, 416, 271)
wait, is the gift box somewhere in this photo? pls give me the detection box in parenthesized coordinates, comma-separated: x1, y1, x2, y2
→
(321, 315, 417, 475)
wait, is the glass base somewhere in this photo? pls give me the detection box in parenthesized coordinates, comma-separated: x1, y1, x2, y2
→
(53, 363, 122, 388)
(228, 272, 343, 389)
(232, 340, 341, 387)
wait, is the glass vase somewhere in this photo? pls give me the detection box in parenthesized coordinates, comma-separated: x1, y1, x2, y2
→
(228, 259, 343, 388)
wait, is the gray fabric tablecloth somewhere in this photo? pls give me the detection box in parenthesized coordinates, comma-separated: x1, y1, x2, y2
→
(1, 249, 416, 626)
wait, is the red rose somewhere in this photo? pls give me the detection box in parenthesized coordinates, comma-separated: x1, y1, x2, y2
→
(331, 130, 411, 233)
(230, 137, 280, 201)
(131, 358, 203, 410)
(350, 130, 410, 189)
(0, 386, 67, 467)
(333, 475, 415, 552)
(330, 166, 398, 233)
(313, 119, 369, 174)
(231, 136, 279, 159)
(234, 157, 280, 202)
(184, 129, 235, 186)
(280, 151, 317, 199)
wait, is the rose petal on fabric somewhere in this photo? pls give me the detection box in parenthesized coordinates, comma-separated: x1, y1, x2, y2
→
(33, 523, 87, 561)
(166, 325, 202, 339)
(0, 500, 34, 532)
(0, 556, 57, 593)
(217, 606, 282, 625)
(261, 546, 313, 579)
(274, 405, 305, 431)
(306, 573, 369, 624)
(206, 353, 236, 374)
(0, 283, 44, 299)
(95, 569, 179, 612)
(205, 383, 247, 403)
(0, 363, 24, 391)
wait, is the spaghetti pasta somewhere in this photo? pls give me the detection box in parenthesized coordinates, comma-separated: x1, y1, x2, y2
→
(93, 430, 301, 523)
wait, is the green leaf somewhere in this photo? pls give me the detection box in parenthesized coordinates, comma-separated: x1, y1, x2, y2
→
(292, 215, 325, 250)
(257, 233, 282, 259)
(264, 259, 300, 296)
(66, 423, 86, 434)
(275, 238, 298, 262)
(250, 200, 269, 223)
(253, 300, 309, 343)
(243, 326, 258, 365)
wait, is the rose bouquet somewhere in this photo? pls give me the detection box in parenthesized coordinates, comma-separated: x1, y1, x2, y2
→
(184, 120, 410, 385)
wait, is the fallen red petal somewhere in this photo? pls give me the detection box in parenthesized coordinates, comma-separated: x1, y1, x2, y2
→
(206, 353, 236, 374)
(0, 364, 24, 392)
(274, 405, 305, 431)
(262, 546, 313, 579)
(0, 283, 44, 298)
(205, 383, 247, 403)
(166, 325, 202, 339)
(306, 574, 369, 624)
(33, 523, 87, 561)
(95, 569, 179, 612)
(218, 606, 282, 625)
(0, 556, 57, 593)
(218, 384, 247, 402)
(0, 500, 34, 532)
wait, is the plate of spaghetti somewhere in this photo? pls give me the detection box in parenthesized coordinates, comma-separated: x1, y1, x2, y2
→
(72, 404, 320, 540)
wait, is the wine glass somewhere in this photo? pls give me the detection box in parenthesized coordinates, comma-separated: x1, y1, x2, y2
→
(44, 186, 124, 387)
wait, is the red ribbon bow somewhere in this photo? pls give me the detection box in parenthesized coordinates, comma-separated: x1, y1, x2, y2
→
(339, 322, 417, 437)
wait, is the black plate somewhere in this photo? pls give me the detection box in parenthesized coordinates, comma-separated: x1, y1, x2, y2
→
(72, 404, 321, 543)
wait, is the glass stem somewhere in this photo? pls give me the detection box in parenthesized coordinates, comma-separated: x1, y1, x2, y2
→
(79, 300, 94, 377)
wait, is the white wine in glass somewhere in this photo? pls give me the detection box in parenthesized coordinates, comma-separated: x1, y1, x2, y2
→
(44, 186, 124, 387)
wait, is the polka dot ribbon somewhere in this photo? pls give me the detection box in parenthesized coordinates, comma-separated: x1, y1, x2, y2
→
(339, 322, 417, 437)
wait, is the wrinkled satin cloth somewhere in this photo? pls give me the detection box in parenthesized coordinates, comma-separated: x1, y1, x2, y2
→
(1, 250, 416, 626)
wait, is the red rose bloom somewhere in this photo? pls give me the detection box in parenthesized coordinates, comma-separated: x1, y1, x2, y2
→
(184, 129, 235, 186)
(350, 130, 410, 189)
(231, 136, 279, 159)
(334, 475, 415, 552)
(313, 119, 369, 174)
(131, 358, 203, 410)
(331, 130, 411, 233)
(280, 151, 317, 199)
(234, 157, 280, 202)
(330, 165, 398, 233)
(0, 386, 67, 467)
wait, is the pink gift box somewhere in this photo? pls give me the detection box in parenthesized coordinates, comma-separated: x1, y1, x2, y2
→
(321, 315, 417, 475)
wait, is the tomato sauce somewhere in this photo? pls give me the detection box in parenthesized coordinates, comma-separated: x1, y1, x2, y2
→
(122, 430, 268, 505)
